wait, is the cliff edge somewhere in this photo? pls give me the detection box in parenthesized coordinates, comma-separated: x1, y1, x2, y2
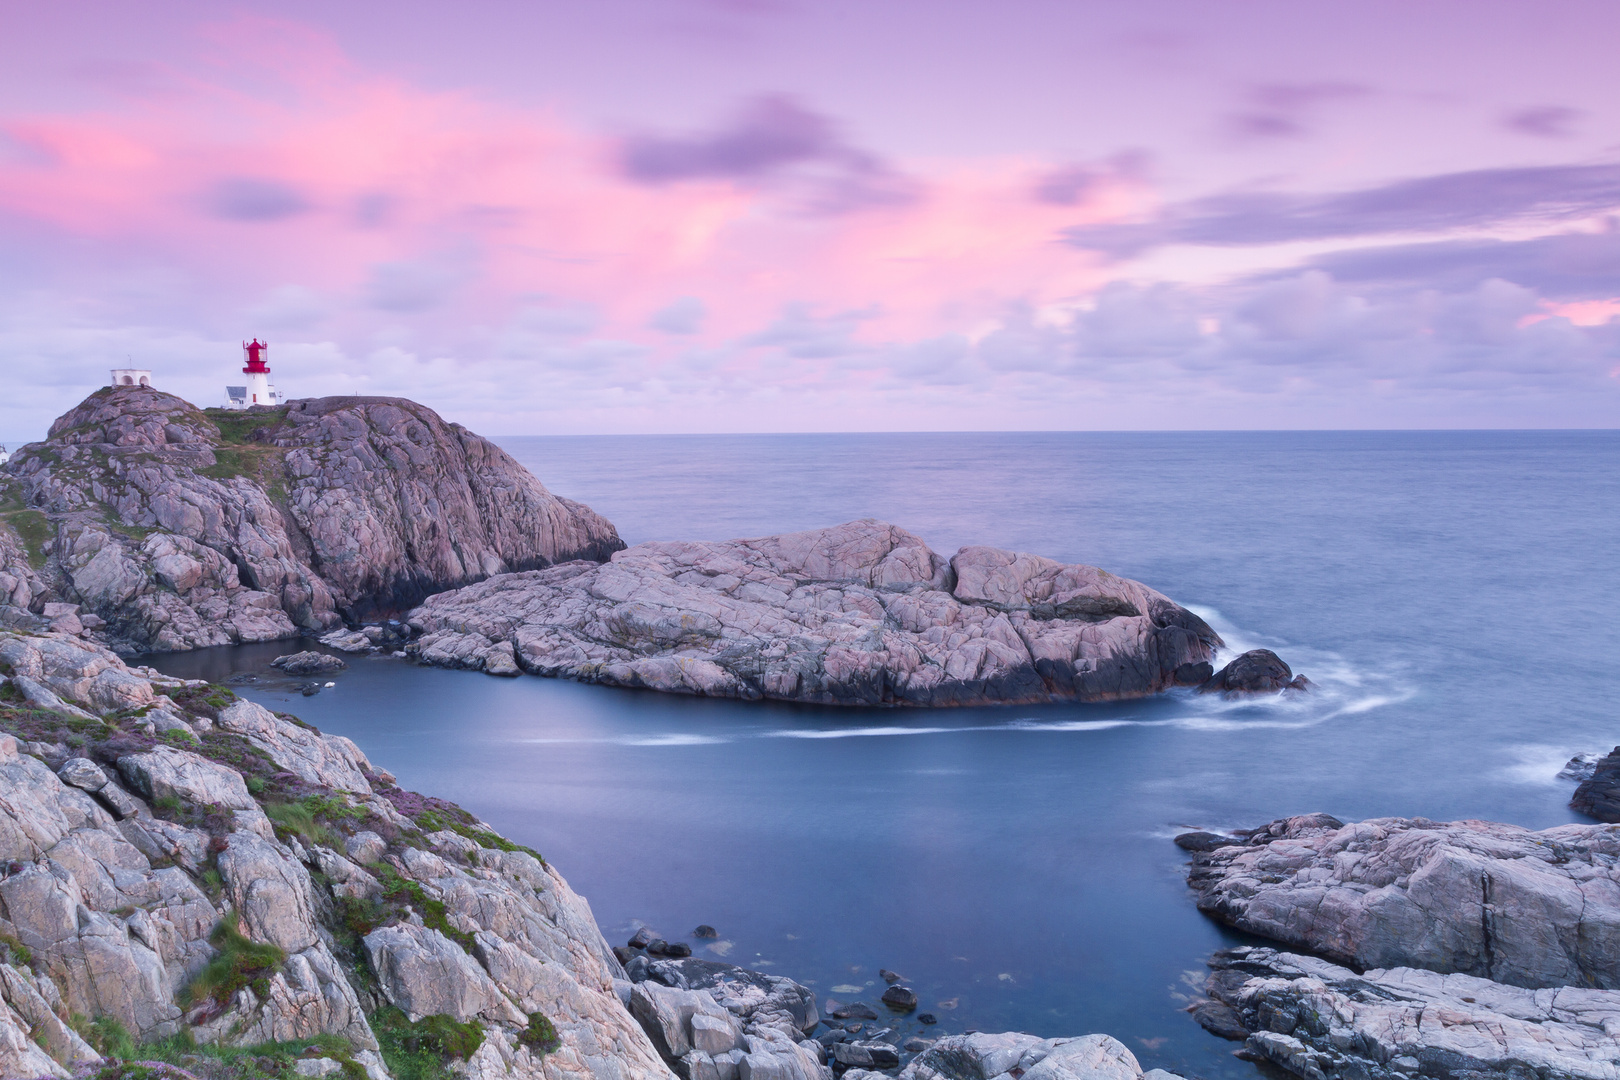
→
(0, 387, 624, 653)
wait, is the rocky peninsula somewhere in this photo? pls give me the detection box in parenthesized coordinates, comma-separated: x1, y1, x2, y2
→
(1178, 813, 1620, 1080)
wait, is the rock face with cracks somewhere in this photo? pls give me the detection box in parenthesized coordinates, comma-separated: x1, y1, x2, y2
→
(1195, 946, 1620, 1080)
(406, 520, 1229, 707)
(1185, 813, 1620, 990)
(0, 628, 668, 1080)
(0, 386, 623, 653)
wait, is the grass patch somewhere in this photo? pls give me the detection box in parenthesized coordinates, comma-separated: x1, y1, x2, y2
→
(161, 727, 199, 747)
(262, 793, 369, 849)
(375, 867, 476, 954)
(372, 1007, 483, 1080)
(518, 1012, 560, 1055)
(182, 918, 286, 1007)
(132, 1028, 366, 1080)
(71, 1014, 137, 1060)
(204, 407, 289, 445)
(0, 933, 33, 969)
(1, 509, 52, 569)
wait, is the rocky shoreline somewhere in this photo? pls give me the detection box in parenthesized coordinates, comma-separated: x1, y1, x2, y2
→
(1176, 811, 1620, 1080)
(0, 626, 1214, 1080)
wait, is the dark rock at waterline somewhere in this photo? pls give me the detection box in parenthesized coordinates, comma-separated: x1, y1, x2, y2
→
(917, 1013, 937, 1026)
(1198, 649, 1308, 695)
(1174, 830, 1242, 852)
(692, 925, 718, 939)
(1173, 661, 1214, 685)
(612, 946, 635, 964)
(862, 1042, 901, 1069)
(1572, 746, 1620, 822)
(903, 1037, 932, 1053)
(628, 927, 658, 949)
(299, 683, 321, 696)
(1189, 999, 1248, 1040)
(831, 1001, 879, 1021)
(879, 969, 903, 984)
(647, 939, 691, 958)
(623, 954, 652, 982)
(881, 985, 918, 1011)
(271, 650, 347, 675)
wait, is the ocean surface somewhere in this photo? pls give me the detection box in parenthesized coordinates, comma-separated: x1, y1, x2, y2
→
(151, 431, 1620, 1079)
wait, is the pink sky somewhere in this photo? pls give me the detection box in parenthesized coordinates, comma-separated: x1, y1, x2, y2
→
(1, 1, 1618, 436)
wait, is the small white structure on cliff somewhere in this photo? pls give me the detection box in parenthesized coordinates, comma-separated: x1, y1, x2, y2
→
(225, 339, 280, 408)
(110, 368, 152, 388)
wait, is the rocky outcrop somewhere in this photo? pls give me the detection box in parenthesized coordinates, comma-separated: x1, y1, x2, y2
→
(897, 1032, 1181, 1080)
(1184, 813, 1620, 990)
(1197, 649, 1308, 695)
(1, 386, 623, 653)
(1573, 747, 1620, 822)
(406, 520, 1232, 707)
(1194, 946, 1620, 1080)
(0, 628, 668, 1080)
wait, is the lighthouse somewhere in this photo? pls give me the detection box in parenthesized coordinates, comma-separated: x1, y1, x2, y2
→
(227, 339, 280, 409)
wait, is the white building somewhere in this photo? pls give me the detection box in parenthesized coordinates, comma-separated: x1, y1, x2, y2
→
(110, 368, 153, 388)
(225, 339, 280, 409)
(0, 446, 9, 467)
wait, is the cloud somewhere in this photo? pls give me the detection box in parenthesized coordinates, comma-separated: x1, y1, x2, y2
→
(247, 284, 330, 329)
(1065, 163, 1620, 258)
(1503, 105, 1582, 139)
(1031, 151, 1150, 207)
(366, 259, 468, 312)
(1224, 82, 1370, 140)
(617, 95, 918, 214)
(1296, 222, 1620, 300)
(744, 303, 874, 359)
(206, 177, 311, 221)
(649, 296, 706, 334)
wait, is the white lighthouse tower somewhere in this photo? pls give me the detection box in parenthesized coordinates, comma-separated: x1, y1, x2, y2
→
(227, 339, 280, 409)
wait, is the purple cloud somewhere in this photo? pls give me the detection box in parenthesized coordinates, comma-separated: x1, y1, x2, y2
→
(1032, 151, 1150, 206)
(618, 95, 917, 214)
(649, 296, 707, 334)
(1224, 81, 1369, 140)
(1292, 224, 1620, 301)
(207, 178, 311, 222)
(1064, 163, 1620, 258)
(1503, 105, 1583, 138)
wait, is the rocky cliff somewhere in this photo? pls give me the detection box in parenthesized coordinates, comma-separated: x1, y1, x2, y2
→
(404, 520, 1230, 707)
(0, 387, 623, 653)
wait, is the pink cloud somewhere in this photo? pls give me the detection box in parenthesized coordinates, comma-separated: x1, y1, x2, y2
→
(0, 16, 1135, 367)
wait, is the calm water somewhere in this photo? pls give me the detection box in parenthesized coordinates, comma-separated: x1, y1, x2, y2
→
(151, 431, 1620, 1079)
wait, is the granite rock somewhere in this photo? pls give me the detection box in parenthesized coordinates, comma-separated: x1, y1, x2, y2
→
(1573, 746, 1620, 822)
(3, 386, 623, 652)
(1201, 946, 1620, 1080)
(408, 520, 1230, 707)
(1186, 813, 1620, 989)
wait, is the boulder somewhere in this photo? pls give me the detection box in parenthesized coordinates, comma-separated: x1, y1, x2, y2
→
(271, 651, 348, 675)
(57, 757, 109, 793)
(880, 985, 917, 1011)
(1197, 649, 1308, 695)
(363, 922, 525, 1026)
(900, 1033, 1160, 1080)
(1186, 813, 1620, 989)
(215, 699, 372, 793)
(117, 745, 256, 811)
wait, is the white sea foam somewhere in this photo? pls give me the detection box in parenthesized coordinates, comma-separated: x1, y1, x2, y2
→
(1497, 743, 1588, 786)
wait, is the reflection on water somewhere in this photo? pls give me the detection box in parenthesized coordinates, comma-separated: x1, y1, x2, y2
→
(150, 431, 1620, 1079)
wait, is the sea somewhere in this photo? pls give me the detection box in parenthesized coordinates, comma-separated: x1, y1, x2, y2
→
(149, 431, 1620, 1079)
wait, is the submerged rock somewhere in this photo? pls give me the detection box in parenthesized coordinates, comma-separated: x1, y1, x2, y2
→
(408, 520, 1233, 707)
(1186, 812, 1620, 989)
(900, 1032, 1179, 1080)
